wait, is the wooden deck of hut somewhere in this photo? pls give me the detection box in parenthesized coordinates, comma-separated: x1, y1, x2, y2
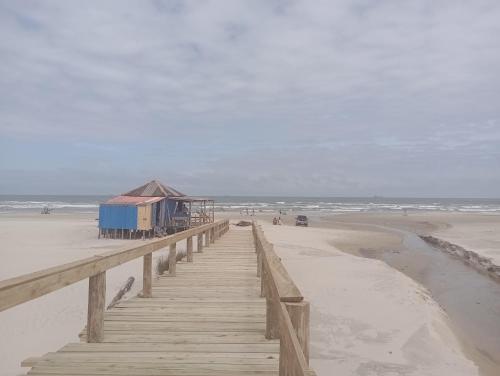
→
(0, 220, 316, 376)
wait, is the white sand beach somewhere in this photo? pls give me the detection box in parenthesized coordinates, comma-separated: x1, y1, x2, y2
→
(259, 222, 479, 376)
(0, 212, 181, 376)
(1, 211, 498, 376)
(431, 213, 500, 267)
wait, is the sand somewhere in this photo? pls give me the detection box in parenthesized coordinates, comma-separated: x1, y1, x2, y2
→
(1, 210, 497, 376)
(0, 212, 183, 376)
(316, 212, 500, 267)
(258, 221, 479, 376)
(431, 214, 500, 267)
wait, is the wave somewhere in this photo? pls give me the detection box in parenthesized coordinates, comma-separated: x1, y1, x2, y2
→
(0, 200, 99, 210)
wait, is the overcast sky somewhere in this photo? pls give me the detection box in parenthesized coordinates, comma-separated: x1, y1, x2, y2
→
(1, 1, 499, 197)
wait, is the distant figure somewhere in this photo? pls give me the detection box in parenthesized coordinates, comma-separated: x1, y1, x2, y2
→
(252, 208, 255, 216)
(273, 217, 278, 225)
(278, 217, 282, 225)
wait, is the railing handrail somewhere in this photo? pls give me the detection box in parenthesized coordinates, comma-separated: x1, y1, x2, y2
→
(253, 221, 316, 376)
(0, 219, 228, 312)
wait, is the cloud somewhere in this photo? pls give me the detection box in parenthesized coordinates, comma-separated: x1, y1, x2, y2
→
(0, 0, 499, 196)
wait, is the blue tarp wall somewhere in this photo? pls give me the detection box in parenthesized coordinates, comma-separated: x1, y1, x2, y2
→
(165, 199, 177, 222)
(99, 204, 138, 230)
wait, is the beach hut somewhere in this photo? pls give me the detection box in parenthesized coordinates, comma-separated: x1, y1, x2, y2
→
(98, 180, 214, 239)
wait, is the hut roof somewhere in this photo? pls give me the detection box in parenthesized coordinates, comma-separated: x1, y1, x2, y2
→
(105, 196, 164, 205)
(123, 180, 185, 198)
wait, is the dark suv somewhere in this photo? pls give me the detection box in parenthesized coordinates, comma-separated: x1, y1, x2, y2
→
(295, 215, 309, 227)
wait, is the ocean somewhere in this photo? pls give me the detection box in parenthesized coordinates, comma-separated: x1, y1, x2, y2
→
(1, 195, 499, 214)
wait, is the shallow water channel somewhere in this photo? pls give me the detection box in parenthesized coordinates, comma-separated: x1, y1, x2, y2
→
(375, 229, 500, 376)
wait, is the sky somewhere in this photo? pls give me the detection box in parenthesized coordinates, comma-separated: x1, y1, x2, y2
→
(1, 0, 499, 197)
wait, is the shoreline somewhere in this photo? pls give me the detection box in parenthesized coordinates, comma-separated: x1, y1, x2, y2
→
(320, 216, 500, 376)
(259, 220, 480, 376)
(420, 235, 500, 283)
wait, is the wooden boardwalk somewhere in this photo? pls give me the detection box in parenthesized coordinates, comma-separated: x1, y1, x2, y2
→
(24, 228, 280, 376)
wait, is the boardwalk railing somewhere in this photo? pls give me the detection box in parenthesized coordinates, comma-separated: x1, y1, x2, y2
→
(0, 219, 229, 342)
(253, 222, 317, 376)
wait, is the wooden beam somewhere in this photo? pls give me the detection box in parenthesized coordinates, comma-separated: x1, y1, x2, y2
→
(285, 301, 310, 364)
(142, 253, 152, 298)
(197, 233, 203, 253)
(205, 231, 210, 247)
(186, 236, 193, 262)
(169, 243, 177, 276)
(278, 302, 310, 376)
(87, 271, 106, 343)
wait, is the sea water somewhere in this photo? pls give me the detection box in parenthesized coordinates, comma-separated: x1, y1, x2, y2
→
(1, 195, 499, 214)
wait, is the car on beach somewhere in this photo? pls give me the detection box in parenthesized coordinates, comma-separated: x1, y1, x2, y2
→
(295, 215, 308, 227)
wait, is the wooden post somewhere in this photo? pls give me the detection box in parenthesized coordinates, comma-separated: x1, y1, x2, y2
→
(205, 230, 210, 247)
(87, 271, 106, 343)
(142, 253, 152, 298)
(197, 233, 203, 253)
(257, 246, 262, 277)
(169, 243, 177, 276)
(285, 301, 310, 364)
(265, 296, 280, 340)
(187, 236, 193, 262)
(210, 228, 215, 243)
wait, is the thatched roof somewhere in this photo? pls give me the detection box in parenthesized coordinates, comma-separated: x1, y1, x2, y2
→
(123, 180, 185, 198)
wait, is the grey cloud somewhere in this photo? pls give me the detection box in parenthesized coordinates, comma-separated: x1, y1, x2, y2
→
(0, 1, 499, 196)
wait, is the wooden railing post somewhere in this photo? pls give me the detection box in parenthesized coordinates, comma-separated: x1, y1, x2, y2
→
(210, 228, 215, 243)
(205, 230, 210, 247)
(197, 233, 203, 253)
(285, 301, 310, 364)
(142, 253, 152, 297)
(257, 243, 262, 278)
(264, 262, 279, 339)
(169, 243, 177, 276)
(265, 295, 280, 339)
(87, 271, 106, 343)
(186, 236, 193, 262)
